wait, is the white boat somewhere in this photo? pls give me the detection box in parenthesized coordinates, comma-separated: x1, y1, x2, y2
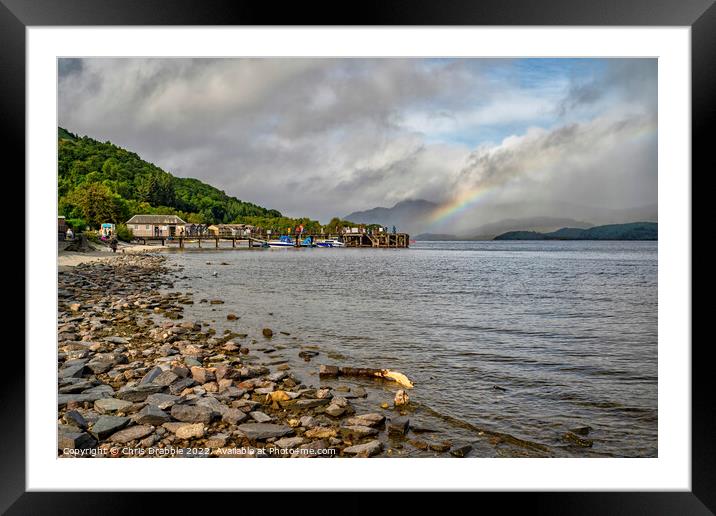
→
(316, 238, 345, 248)
(267, 235, 295, 248)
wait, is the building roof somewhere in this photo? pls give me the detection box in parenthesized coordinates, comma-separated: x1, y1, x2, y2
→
(126, 214, 187, 225)
(208, 224, 255, 229)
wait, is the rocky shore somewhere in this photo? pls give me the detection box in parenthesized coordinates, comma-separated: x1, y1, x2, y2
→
(57, 253, 472, 458)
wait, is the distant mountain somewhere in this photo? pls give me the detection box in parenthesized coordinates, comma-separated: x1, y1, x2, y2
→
(494, 222, 657, 241)
(344, 199, 438, 235)
(466, 217, 593, 240)
(343, 198, 656, 238)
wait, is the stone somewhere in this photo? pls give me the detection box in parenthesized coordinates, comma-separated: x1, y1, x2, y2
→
(387, 416, 410, 435)
(232, 399, 260, 412)
(249, 411, 273, 423)
(171, 404, 218, 423)
(304, 427, 338, 439)
(139, 366, 164, 384)
(94, 398, 133, 414)
(299, 416, 318, 428)
(562, 432, 593, 448)
(58, 364, 86, 379)
(206, 433, 229, 447)
(58, 431, 97, 450)
(90, 415, 130, 439)
(346, 413, 385, 427)
(325, 404, 346, 418)
(85, 359, 115, 374)
(58, 380, 95, 394)
(394, 390, 409, 406)
(134, 404, 171, 425)
(349, 387, 367, 398)
(298, 350, 319, 361)
(449, 443, 473, 457)
(116, 384, 164, 402)
(223, 342, 239, 352)
(169, 377, 196, 395)
(58, 391, 112, 408)
(267, 371, 289, 382)
(294, 398, 330, 409)
(104, 336, 129, 344)
(316, 388, 333, 399)
(144, 393, 180, 410)
(63, 410, 88, 430)
(109, 425, 154, 444)
(342, 440, 383, 457)
(152, 370, 180, 387)
(175, 423, 205, 439)
(380, 402, 390, 409)
(340, 425, 378, 438)
(262, 328, 273, 338)
(227, 314, 238, 320)
(222, 408, 248, 425)
(274, 436, 306, 449)
(429, 441, 452, 453)
(408, 439, 429, 451)
(319, 364, 339, 377)
(236, 423, 293, 440)
(266, 390, 295, 402)
(204, 382, 219, 393)
(191, 366, 216, 384)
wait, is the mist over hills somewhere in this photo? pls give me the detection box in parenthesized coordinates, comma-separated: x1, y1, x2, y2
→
(345, 198, 657, 239)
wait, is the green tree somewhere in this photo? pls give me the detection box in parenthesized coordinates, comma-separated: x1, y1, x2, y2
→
(68, 183, 128, 228)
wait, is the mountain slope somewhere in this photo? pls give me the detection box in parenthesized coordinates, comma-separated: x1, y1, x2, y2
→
(344, 199, 438, 234)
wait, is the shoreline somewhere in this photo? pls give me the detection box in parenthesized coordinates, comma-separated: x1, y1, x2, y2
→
(57, 252, 456, 458)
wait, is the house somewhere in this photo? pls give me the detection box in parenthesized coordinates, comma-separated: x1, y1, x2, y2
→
(58, 216, 68, 240)
(207, 224, 256, 237)
(126, 214, 187, 238)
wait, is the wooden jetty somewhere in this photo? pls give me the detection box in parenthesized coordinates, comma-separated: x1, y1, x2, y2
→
(132, 232, 410, 249)
(341, 232, 410, 248)
(132, 235, 267, 248)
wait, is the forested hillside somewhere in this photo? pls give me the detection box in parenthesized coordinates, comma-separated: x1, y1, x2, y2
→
(58, 127, 282, 229)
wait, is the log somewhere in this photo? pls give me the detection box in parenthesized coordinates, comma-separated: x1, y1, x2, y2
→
(318, 365, 414, 388)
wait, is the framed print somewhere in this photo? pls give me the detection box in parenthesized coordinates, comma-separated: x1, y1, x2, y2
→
(6, 0, 710, 512)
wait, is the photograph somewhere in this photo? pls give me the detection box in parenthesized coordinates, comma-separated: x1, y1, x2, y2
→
(56, 56, 658, 460)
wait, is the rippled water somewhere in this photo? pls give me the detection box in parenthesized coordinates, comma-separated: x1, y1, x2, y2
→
(164, 240, 657, 457)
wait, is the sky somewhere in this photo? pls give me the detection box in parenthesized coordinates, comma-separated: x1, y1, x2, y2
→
(58, 58, 657, 227)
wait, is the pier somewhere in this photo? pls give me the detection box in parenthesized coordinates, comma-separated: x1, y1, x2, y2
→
(132, 232, 410, 248)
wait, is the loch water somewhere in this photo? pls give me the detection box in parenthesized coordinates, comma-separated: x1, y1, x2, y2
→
(165, 240, 657, 457)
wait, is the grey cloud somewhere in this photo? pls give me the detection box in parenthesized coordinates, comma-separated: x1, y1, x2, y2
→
(560, 59, 657, 115)
(58, 58, 657, 223)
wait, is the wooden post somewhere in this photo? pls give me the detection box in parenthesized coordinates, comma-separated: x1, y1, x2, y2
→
(232, 238, 235, 248)
(215, 237, 219, 249)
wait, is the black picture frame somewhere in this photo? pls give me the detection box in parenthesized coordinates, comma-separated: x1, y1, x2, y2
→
(5, 0, 709, 513)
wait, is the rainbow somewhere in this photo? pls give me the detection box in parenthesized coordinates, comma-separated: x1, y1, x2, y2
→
(427, 184, 497, 228)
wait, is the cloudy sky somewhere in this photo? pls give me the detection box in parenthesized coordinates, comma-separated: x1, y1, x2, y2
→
(58, 58, 657, 227)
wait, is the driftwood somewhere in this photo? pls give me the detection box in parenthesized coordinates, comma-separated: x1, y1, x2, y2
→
(319, 365, 414, 389)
